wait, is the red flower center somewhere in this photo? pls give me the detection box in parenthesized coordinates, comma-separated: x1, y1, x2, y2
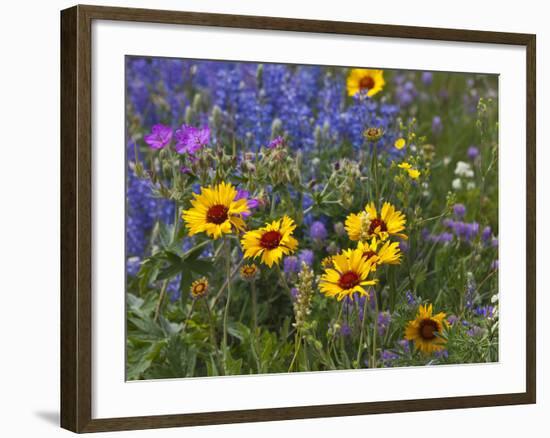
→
(363, 250, 377, 261)
(419, 319, 439, 340)
(206, 204, 229, 224)
(260, 230, 282, 249)
(369, 218, 387, 235)
(359, 76, 375, 90)
(338, 271, 360, 290)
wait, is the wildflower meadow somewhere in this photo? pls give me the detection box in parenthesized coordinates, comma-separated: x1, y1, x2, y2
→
(125, 57, 499, 379)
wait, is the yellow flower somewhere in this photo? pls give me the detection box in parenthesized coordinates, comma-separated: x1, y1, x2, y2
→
(398, 162, 421, 179)
(319, 248, 377, 301)
(394, 138, 406, 150)
(241, 216, 298, 267)
(182, 182, 250, 240)
(345, 202, 407, 242)
(190, 277, 209, 298)
(363, 127, 384, 142)
(405, 304, 448, 354)
(354, 237, 401, 270)
(321, 256, 334, 269)
(346, 69, 385, 97)
(240, 263, 259, 281)
(407, 169, 421, 179)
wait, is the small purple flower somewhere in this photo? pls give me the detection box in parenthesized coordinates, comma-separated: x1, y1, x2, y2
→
(380, 350, 399, 364)
(144, 124, 173, 150)
(443, 218, 455, 228)
(406, 290, 417, 306)
(453, 203, 466, 218)
(180, 166, 193, 175)
(398, 339, 410, 354)
(447, 315, 459, 325)
(434, 349, 448, 359)
(174, 125, 210, 154)
(290, 287, 299, 301)
(340, 323, 352, 337)
(283, 256, 299, 275)
(432, 116, 443, 136)
(475, 305, 496, 318)
(126, 257, 141, 276)
(467, 145, 480, 160)
(235, 189, 259, 218)
(430, 232, 454, 244)
(481, 226, 492, 242)
(491, 238, 499, 248)
(467, 326, 484, 337)
(298, 249, 314, 267)
(399, 240, 409, 253)
(377, 311, 392, 336)
(491, 260, 499, 270)
(267, 136, 284, 149)
(310, 221, 328, 241)
(421, 71, 433, 86)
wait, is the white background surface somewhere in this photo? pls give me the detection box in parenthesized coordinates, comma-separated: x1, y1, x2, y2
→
(0, 0, 546, 437)
(93, 20, 526, 418)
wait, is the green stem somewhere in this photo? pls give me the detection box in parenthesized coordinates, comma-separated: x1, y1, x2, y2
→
(250, 281, 262, 373)
(288, 332, 302, 372)
(204, 299, 223, 375)
(153, 280, 169, 322)
(210, 258, 245, 308)
(276, 264, 292, 296)
(356, 295, 369, 368)
(181, 299, 196, 332)
(371, 290, 379, 369)
(251, 281, 258, 330)
(371, 142, 379, 201)
(222, 237, 232, 373)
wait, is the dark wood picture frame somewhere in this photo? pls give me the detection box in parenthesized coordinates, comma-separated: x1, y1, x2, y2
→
(61, 4, 536, 433)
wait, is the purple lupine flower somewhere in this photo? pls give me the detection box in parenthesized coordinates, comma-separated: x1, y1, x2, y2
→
(429, 232, 454, 244)
(290, 287, 299, 301)
(377, 311, 392, 336)
(443, 218, 455, 228)
(434, 349, 448, 359)
(174, 125, 210, 154)
(447, 315, 459, 325)
(380, 350, 399, 364)
(467, 326, 484, 337)
(491, 237, 499, 248)
(180, 166, 193, 175)
(267, 136, 284, 149)
(310, 221, 328, 241)
(406, 290, 417, 306)
(467, 145, 480, 160)
(144, 124, 173, 150)
(395, 81, 417, 107)
(283, 256, 299, 275)
(235, 189, 259, 218)
(491, 260, 499, 270)
(421, 71, 433, 86)
(126, 257, 141, 277)
(475, 305, 496, 318)
(340, 323, 352, 337)
(399, 240, 409, 253)
(398, 339, 410, 354)
(432, 116, 443, 136)
(298, 249, 314, 267)
(453, 203, 466, 218)
(481, 226, 492, 243)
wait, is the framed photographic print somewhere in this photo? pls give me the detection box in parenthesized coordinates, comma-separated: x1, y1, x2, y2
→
(60, 4, 536, 433)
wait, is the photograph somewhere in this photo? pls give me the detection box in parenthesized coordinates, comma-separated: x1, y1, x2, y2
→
(125, 57, 500, 379)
